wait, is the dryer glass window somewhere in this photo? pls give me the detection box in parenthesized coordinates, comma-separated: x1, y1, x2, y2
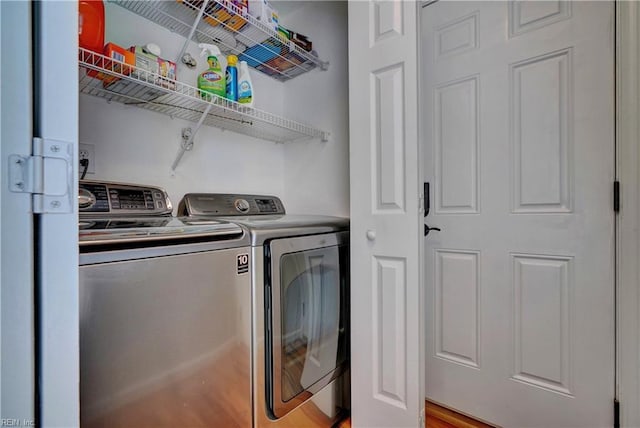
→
(279, 246, 344, 402)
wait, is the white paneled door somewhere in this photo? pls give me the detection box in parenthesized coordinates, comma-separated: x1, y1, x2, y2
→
(422, 1, 614, 427)
(349, 1, 424, 427)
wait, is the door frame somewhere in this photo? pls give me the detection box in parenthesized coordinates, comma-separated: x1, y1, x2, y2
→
(34, 1, 80, 425)
(616, 2, 640, 427)
(0, 0, 36, 422)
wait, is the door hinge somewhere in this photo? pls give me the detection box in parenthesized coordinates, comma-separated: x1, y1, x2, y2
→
(9, 138, 74, 214)
(614, 399, 620, 428)
(614, 181, 620, 213)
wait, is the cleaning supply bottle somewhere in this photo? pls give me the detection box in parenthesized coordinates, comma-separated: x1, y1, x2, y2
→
(197, 43, 225, 100)
(225, 55, 238, 101)
(237, 61, 254, 107)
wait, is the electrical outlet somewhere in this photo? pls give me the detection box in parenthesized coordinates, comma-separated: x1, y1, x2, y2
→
(79, 143, 95, 175)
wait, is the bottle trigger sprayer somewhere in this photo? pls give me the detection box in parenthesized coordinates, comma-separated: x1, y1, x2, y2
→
(197, 43, 226, 100)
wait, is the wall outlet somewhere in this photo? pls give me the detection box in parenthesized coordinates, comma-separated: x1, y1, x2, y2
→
(79, 143, 95, 175)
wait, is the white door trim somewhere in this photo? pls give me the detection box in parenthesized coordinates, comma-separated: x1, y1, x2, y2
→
(0, 0, 35, 422)
(35, 1, 79, 425)
(616, 2, 640, 427)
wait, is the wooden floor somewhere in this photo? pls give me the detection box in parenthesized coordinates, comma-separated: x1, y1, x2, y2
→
(82, 337, 488, 428)
(336, 400, 494, 428)
(425, 401, 495, 428)
(83, 342, 341, 428)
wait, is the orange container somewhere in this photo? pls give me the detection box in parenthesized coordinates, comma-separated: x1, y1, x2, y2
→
(79, 0, 105, 53)
(100, 43, 136, 85)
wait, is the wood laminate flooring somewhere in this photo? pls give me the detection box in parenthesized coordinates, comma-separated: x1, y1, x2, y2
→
(336, 400, 495, 428)
(82, 337, 489, 428)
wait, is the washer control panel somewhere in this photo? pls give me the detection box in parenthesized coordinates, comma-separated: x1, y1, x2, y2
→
(79, 181, 173, 216)
(179, 193, 285, 217)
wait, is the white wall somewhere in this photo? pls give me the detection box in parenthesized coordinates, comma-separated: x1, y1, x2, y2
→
(80, 94, 286, 211)
(280, 1, 350, 217)
(80, 2, 349, 216)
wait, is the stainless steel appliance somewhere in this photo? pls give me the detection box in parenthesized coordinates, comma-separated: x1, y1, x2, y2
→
(79, 181, 253, 427)
(179, 193, 350, 427)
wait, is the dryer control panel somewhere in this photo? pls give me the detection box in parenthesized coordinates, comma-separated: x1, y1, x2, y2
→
(179, 193, 285, 217)
(79, 181, 173, 216)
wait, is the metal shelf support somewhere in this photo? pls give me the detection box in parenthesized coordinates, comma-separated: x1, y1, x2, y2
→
(171, 103, 214, 171)
(176, 0, 210, 67)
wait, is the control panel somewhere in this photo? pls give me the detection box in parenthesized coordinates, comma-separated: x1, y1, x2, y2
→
(179, 193, 285, 217)
(79, 181, 173, 216)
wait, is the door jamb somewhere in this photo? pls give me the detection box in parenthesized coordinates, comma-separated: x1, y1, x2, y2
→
(616, 1, 640, 427)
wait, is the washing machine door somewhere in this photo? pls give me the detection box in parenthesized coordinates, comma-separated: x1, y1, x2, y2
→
(266, 232, 349, 419)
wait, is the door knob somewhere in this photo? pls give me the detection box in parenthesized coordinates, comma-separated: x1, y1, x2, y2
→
(366, 230, 376, 241)
(424, 224, 441, 236)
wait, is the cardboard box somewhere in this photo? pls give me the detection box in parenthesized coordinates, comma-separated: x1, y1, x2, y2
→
(157, 57, 177, 90)
(129, 45, 159, 82)
(200, 0, 248, 32)
(99, 43, 135, 85)
(104, 46, 165, 101)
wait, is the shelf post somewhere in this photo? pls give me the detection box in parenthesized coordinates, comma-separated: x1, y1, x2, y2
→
(171, 103, 214, 171)
(176, 0, 210, 66)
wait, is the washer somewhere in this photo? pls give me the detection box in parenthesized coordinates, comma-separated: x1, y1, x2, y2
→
(179, 193, 350, 428)
(79, 181, 254, 427)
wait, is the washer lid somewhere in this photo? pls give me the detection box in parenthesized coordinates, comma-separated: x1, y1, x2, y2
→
(187, 214, 349, 246)
(79, 217, 243, 246)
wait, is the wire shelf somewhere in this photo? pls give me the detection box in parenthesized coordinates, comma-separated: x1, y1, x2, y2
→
(110, 0, 329, 82)
(79, 48, 328, 144)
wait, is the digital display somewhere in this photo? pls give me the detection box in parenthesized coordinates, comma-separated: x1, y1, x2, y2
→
(256, 198, 277, 213)
(110, 188, 154, 210)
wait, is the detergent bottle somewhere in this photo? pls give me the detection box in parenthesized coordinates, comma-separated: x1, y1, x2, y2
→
(225, 55, 238, 101)
(197, 43, 225, 100)
(237, 60, 254, 107)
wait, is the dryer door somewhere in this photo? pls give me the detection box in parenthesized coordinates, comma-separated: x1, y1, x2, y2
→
(266, 232, 349, 419)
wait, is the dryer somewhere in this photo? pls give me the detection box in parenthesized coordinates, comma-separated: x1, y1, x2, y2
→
(179, 193, 350, 427)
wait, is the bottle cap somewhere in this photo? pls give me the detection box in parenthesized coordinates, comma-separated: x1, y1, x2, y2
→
(227, 55, 238, 66)
(143, 43, 161, 57)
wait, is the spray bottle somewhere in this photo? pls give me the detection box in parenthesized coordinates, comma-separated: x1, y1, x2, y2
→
(225, 55, 238, 101)
(197, 43, 225, 100)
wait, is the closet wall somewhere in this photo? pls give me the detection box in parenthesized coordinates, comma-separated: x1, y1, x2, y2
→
(79, 1, 349, 216)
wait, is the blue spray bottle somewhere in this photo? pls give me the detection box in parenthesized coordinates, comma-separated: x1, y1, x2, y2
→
(225, 54, 238, 101)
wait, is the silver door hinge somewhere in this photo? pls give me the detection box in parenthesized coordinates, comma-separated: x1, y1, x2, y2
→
(9, 138, 74, 214)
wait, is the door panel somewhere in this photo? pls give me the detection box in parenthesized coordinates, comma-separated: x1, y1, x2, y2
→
(435, 76, 479, 213)
(435, 249, 480, 368)
(349, 1, 423, 426)
(422, 2, 614, 427)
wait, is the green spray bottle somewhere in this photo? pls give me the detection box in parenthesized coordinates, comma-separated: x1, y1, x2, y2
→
(197, 43, 225, 101)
